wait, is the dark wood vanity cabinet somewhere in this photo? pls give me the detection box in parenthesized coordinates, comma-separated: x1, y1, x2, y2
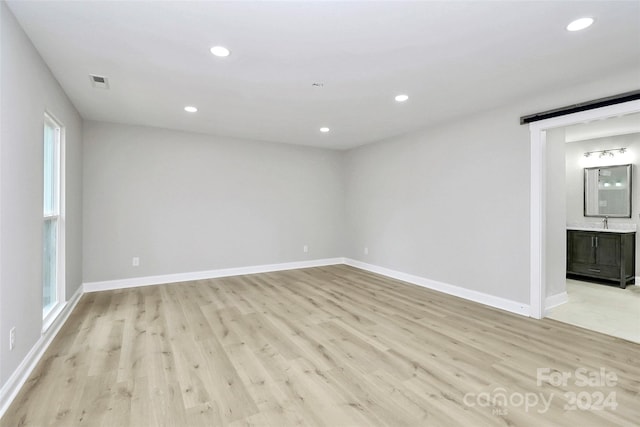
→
(566, 230, 635, 288)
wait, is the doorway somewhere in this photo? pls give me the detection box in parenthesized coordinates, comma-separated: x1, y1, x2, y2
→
(545, 113, 640, 342)
(528, 99, 640, 321)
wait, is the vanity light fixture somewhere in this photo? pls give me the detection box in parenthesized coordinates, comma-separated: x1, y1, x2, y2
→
(184, 106, 198, 113)
(395, 94, 409, 102)
(599, 151, 614, 159)
(583, 147, 626, 158)
(319, 127, 330, 133)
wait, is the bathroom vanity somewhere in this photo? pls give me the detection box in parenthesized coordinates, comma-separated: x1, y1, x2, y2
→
(568, 163, 636, 288)
(566, 227, 635, 288)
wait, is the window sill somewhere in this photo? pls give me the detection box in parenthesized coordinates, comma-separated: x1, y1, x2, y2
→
(42, 301, 67, 333)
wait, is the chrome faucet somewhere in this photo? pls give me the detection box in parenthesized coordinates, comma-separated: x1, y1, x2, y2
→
(603, 216, 608, 229)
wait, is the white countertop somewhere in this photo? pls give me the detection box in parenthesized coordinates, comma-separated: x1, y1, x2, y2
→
(567, 222, 636, 234)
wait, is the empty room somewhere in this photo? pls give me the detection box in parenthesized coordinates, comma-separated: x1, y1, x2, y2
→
(1, 1, 639, 426)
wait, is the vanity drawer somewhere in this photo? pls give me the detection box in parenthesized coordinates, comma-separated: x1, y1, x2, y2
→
(567, 263, 619, 280)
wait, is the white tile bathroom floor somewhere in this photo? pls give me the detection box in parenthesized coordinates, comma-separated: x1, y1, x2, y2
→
(547, 278, 640, 343)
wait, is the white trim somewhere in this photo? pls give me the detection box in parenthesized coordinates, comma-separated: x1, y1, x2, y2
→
(83, 256, 536, 316)
(344, 258, 530, 316)
(544, 292, 568, 315)
(0, 285, 82, 419)
(83, 258, 346, 292)
(85, 257, 535, 316)
(58, 124, 67, 312)
(43, 112, 66, 325)
(528, 100, 640, 319)
(42, 300, 65, 333)
(529, 125, 546, 319)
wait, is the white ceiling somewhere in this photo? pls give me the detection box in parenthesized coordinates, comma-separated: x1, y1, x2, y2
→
(565, 112, 640, 143)
(7, 1, 640, 150)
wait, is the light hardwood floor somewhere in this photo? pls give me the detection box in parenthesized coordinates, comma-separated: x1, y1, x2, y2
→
(2, 265, 639, 426)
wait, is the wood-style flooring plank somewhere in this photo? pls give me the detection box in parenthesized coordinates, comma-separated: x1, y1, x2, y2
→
(2, 265, 639, 426)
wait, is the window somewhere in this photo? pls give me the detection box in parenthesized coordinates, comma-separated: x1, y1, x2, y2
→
(43, 113, 64, 326)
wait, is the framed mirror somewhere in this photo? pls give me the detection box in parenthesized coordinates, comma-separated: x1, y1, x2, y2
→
(584, 164, 632, 218)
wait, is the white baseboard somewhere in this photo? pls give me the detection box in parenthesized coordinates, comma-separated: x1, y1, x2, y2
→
(343, 258, 531, 316)
(83, 257, 346, 293)
(85, 257, 533, 316)
(0, 285, 83, 419)
(544, 291, 568, 315)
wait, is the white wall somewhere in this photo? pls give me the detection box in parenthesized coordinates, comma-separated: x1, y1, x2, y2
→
(546, 128, 567, 298)
(0, 2, 83, 386)
(344, 105, 531, 303)
(82, 121, 345, 282)
(344, 68, 640, 306)
(566, 133, 640, 269)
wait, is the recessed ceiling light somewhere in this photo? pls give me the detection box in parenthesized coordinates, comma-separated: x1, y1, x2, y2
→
(395, 94, 409, 102)
(210, 46, 231, 57)
(184, 106, 198, 113)
(320, 127, 330, 133)
(566, 17, 594, 32)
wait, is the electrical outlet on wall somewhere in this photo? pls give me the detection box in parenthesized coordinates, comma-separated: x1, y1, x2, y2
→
(303, 245, 309, 253)
(9, 327, 15, 351)
(132, 257, 140, 267)
(364, 247, 369, 255)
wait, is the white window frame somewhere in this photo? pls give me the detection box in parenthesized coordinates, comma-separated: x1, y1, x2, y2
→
(42, 112, 66, 331)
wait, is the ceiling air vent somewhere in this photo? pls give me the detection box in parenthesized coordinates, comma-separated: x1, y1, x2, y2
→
(89, 74, 109, 89)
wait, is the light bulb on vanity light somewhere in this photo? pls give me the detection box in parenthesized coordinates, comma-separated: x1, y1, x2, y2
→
(583, 147, 628, 159)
